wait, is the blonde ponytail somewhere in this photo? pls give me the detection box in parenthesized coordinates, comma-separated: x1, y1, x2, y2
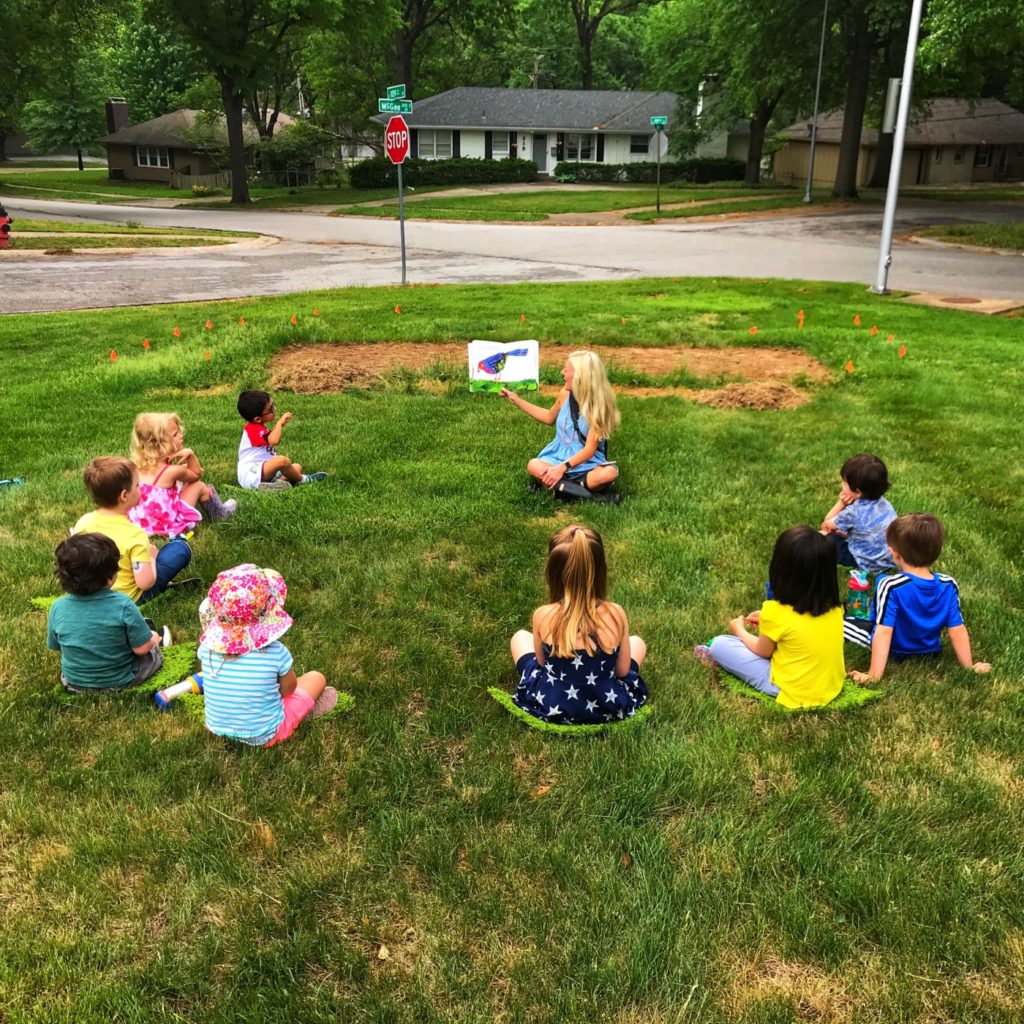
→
(544, 525, 608, 657)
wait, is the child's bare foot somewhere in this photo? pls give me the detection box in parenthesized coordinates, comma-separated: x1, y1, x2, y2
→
(693, 644, 713, 664)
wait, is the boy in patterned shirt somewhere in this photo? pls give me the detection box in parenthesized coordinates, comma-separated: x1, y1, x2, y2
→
(820, 453, 897, 573)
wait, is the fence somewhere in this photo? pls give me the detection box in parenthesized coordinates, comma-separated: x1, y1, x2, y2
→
(169, 170, 232, 191)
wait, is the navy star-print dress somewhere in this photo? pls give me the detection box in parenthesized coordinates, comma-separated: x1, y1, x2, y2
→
(513, 643, 647, 725)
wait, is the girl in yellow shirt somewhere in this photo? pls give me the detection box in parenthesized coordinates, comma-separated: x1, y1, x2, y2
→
(696, 526, 845, 709)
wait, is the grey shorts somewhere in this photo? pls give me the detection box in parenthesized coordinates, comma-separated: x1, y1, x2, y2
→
(61, 647, 164, 694)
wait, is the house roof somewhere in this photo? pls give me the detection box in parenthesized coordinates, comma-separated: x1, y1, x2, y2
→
(780, 97, 1024, 148)
(100, 109, 295, 147)
(376, 87, 677, 132)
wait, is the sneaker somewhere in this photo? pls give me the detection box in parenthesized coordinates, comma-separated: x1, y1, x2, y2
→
(0, 477, 25, 489)
(693, 644, 714, 665)
(166, 576, 202, 590)
(222, 498, 238, 514)
(162, 626, 173, 648)
(258, 478, 292, 492)
(309, 686, 340, 719)
(302, 472, 328, 484)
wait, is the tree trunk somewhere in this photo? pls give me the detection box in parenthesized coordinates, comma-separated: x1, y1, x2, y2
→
(580, 28, 594, 90)
(0, 132, 8, 163)
(76, 147, 84, 172)
(745, 95, 779, 186)
(833, 6, 874, 198)
(393, 29, 414, 99)
(221, 81, 251, 204)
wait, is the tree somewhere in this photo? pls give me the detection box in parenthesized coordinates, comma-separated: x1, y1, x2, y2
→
(106, 18, 198, 123)
(569, 0, 655, 90)
(645, 0, 825, 185)
(148, 0, 344, 204)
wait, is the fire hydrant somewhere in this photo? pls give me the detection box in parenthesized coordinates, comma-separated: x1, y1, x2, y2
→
(0, 204, 12, 249)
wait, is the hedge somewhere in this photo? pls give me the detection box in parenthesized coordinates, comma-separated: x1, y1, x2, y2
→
(553, 157, 745, 184)
(350, 156, 537, 189)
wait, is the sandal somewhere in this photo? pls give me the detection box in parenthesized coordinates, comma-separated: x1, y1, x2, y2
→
(309, 686, 340, 719)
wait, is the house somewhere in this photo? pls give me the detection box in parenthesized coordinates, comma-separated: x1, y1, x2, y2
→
(99, 101, 294, 186)
(774, 97, 1024, 188)
(378, 87, 677, 175)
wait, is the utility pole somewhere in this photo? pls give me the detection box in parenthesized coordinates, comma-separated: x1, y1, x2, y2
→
(804, 0, 829, 203)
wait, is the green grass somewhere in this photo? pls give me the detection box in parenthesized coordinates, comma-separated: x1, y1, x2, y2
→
(1, 279, 1023, 1022)
(902, 185, 1024, 202)
(628, 195, 818, 221)
(14, 219, 257, 237)
(8, 219, 258, 251)
(0, 168, 190, 201)
(916, 222, 1024, 252)
(332, 186, 790, 221)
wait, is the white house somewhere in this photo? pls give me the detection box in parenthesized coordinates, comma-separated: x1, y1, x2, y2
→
(379, 87, 676, 174)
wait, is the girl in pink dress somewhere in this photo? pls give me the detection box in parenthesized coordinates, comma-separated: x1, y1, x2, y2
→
(129, 412, 236, 537)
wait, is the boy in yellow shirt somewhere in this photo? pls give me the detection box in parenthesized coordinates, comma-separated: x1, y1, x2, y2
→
(72, 456, 196, 603)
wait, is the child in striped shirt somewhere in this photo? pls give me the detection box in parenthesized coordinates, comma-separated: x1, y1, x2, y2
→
(198, 564, 337, 746)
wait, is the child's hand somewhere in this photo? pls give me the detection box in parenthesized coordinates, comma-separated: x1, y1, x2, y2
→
(278, 412, 294, 426)
(540, 462, 567, 488)
(973, 662, 991, 674)
(848, 670, 875, 685)
(152, 630, 162, 647)
(745, 610, 761, 628)
(499, 388, 518, 404)
(729, 615, 747, 636)
(821, 518, 837, 534)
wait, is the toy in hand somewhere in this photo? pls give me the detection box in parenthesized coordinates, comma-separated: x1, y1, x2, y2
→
(477, 348, 529, 375)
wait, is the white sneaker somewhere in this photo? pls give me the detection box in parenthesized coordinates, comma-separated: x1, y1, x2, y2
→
(222, 498, 238, 515)
(162, 626, 173, 648)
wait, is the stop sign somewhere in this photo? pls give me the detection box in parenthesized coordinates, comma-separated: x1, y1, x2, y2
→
(385, 115, 410, 164)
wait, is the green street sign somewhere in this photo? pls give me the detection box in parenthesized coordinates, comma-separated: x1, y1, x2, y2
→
(650, 115, 668, 127)
(386, 84, 406, 100)
(379, 98, 413, 114)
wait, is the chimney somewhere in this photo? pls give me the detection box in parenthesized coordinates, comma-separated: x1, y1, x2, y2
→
(106, 98, 130, 134)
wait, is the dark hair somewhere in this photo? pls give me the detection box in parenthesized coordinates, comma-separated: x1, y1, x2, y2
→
(237, 389, 271, 422)
(83, 456, 136, 508)
(55, 533, 120, 595)
(768, 525, 841, 616)
(886, 513, 944, 568)
(841, 453, 890, 500)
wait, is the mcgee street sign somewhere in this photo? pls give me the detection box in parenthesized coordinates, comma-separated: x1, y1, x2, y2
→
(379, 98, 414, 114)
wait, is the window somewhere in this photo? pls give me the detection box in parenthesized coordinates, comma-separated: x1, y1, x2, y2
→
(934, 147, 943, 164)
(565, 132, 594, 161)
(953, 146, 965, 164)
(418, 129, 452, 160)
(973, 144, 991, 168)
(630, 134, 650, 155)
(491, 131, 510, 158)
(135, 145, 169, 168)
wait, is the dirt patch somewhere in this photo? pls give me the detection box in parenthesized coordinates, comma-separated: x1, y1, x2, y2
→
(270, 342, 827, 411)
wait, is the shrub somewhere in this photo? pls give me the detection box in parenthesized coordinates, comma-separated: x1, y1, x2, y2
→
(350, 156, 536, 189)
(191, 184, 210, 196)
(553, 157, 745, 185)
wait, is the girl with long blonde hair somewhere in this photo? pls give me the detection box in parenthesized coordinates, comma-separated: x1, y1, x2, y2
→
(502, 349, 621, 504)
(509, 525, 647, 725)
(129, 412, 235, 537)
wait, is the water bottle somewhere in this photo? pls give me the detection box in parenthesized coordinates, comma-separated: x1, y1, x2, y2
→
(154, 673, 204, 710)
(846, 570, 871, 620)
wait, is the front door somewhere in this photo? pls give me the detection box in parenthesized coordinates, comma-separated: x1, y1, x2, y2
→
(533, 133, 547, 174)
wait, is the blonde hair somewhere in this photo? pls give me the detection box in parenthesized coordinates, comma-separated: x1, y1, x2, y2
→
(131, 412, 182, 470)
(568, 350, 620, 441)
(543, 525, 609, 658)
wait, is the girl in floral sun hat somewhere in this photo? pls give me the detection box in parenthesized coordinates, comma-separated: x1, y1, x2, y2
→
(198, 564, 337, 746)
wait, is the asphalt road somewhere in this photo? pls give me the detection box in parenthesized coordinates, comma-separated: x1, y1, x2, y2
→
(3, 196, 1022, 314)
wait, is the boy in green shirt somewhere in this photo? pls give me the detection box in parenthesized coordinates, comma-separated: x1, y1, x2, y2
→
(47, 533, 165, 692)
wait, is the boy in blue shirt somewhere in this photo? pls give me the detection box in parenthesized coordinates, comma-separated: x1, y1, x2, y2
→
(821, 453, 897, 573)
(47, 533, 166, 693)
(844, 513, 990, 682)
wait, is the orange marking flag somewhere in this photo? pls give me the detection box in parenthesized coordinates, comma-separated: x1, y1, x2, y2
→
(620, 317, 627, 325)
(886, 333, 894, 344)
(313, 308, 320, 317)
(204, 320, 213, 330)
(898, 344, 907, 358)
(142, 339, 151, 350)
(853, 314, 862, 326)
(519, 314, 526, 323)
(110, 349, 118, 362)
(797, 309, 805, 328)
(845, 360, 855, 373)
(870, 325, 878, 336)
(394, 305, 401, 314)
(290, 314, 298, 326)
(173, 326, 181, 337)
(239, 316, 246, 326)
(748, 326, 758, 335)
(204, 350, 211, 361)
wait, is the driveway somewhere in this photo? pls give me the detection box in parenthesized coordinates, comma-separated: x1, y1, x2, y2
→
(3, 196, 1022, 314)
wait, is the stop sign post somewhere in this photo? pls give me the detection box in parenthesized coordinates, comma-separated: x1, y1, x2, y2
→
(385, 114, 410, 285)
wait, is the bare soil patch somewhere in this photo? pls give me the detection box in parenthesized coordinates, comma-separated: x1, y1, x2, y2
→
(269, 342, 828, 411)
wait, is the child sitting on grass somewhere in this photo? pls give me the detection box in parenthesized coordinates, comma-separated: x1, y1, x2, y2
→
(509, 525, 647, 724)
(820, 453, 897, 573)
(72, 457, 196, 604)
(130, 411, 235, 536)
(501, 350, 621, 504)
(198, 564, 338, 747)
(236, 389, 327, 491)
(696, 525, 845, 709)
(47, 533, 165, 693)
(845, 513, 991, 683)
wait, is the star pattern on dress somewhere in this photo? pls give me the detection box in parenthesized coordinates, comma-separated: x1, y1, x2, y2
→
(585, 700, 598, 712)
(604, 689, 617, 703)
(586, 672, 597, 686)
(546, 705, 562, 718)
(571, 654, 583, 668)
(564, 685, 579, 701)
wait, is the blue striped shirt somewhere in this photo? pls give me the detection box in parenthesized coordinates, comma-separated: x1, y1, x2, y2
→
(199, 641, 293, 745)
(834, 497, 897, 573)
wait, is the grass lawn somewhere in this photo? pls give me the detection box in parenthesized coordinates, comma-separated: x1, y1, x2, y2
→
(9, 219, 259, 250)
(916, 222, 1024, 252)
(1, 279, 1023, 1022)
(628, 195, 825, 221)
(901, 186, 1024, 203)
(0, 168, 189, 202)
(332, 186, 790, 221)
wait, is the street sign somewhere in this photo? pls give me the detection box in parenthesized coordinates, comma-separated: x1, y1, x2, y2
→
(650, 115, 668, 127)
(386, 84, 406, 100)
(379, 98, 414, 114)
(385, 115, 410, 165)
